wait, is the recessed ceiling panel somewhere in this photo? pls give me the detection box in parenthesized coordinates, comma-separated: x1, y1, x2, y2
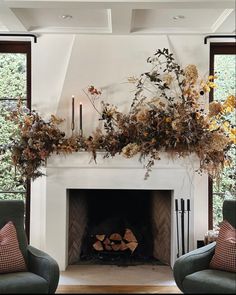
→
(131, 8, 230, 33)
(12, 8, 110, 32)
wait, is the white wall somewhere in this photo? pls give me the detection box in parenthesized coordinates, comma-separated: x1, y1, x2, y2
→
(31, 34, 209, 252)
(32, 34, 209, 134)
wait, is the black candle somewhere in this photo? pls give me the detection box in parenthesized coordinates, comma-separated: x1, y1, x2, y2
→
(181, 198, 185, 212)
(175, 199, 178, 211)
(187, 199, 190, 211)
(71, 95, 75, 131)
(79, 102, 83, 131)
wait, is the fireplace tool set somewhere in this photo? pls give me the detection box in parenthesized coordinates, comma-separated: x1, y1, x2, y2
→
(175, 198, 191, 258)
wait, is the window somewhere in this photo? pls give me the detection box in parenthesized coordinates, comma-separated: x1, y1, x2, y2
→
(209, 43, 236, 229)
(0, 41, 31, 237)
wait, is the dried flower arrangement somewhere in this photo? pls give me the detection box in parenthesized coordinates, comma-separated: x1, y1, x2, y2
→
(1, 48, 235, 180)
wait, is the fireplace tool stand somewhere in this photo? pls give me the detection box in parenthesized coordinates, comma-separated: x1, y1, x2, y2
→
(175, 198, 191, 258)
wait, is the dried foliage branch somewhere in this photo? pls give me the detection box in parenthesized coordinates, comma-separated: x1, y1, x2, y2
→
(1, 48, 235, 181)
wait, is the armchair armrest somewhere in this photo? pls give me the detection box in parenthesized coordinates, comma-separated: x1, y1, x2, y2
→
(173, 242, 216, 292)
(27, 245, 59, 294)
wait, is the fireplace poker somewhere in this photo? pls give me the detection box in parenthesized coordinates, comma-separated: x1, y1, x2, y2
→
(181, 198, 185, 255)
(175, 199, 180, 258)
(187, 198, 190, 253)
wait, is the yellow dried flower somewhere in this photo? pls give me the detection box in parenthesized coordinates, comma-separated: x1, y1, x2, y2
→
(209, 120, 219, 131)
(122, 143, 140, 158)
(229, 128, 236, 144)
(207, 82, 217, 88)
(203, 84, 211, 93)
(208, 75, 218, 80)
(223, 95, 236, 113)
(223, 121, 230, 132)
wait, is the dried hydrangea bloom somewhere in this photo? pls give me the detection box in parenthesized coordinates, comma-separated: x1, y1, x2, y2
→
(163, 73, 173, 86)
(209, 101, 224, 117)
(136, 108, 149, 122)
(208, 132, 230, 151)
(184, 64, 198, 82)
(122, 143, 140, 158)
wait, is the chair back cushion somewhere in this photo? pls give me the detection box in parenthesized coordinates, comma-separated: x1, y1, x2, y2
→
(223, 200, 236, 228)
(0, 221, 27, 273)
(210, 220, 236, 272)
(0, 201, 28, 260)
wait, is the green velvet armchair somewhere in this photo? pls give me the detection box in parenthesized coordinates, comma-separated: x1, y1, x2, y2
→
(0, 200, 59, 294)
(173, 200, 236, 294)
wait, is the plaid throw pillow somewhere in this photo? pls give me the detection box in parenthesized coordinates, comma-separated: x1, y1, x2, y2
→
(210, 220, 236, 273)
(0, 221, 27, 274)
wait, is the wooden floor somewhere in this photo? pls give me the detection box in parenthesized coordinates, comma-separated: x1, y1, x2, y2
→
(56, 285, 181, 294)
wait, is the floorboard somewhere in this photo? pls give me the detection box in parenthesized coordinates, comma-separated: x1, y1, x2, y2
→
(56, 285, 182, 294)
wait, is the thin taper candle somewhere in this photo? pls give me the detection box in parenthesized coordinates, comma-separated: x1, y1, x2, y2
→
(175, 199, 178, 211)
(79, 102, 83, 133)
(181, 198, 185, 212)
(71, 95, 75, 131)
(187, 199, 190, 211)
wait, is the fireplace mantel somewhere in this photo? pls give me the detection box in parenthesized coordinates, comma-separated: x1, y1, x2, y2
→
(46, 151, 200, 169)
(30, 152, 208, 270)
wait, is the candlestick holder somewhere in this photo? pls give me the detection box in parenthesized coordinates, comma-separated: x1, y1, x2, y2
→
(79, 129, 83, 137)
(71, 122, 75, 135)
(71, 95, 75, 135)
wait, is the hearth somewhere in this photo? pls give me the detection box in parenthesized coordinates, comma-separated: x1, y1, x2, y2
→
(68, 189, 171, 266)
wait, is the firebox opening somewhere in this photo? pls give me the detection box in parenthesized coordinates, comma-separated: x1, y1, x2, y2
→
(68, 189, 171, 266)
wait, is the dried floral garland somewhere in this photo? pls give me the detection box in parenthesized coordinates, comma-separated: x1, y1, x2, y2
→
(1, 48, 235, 181)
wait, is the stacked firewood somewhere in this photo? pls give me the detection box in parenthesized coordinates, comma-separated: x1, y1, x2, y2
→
(92, 228, 138, 253)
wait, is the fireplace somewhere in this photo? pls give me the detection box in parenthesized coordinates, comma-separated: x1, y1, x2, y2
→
(68, 189, 171, 266)
(30, 152, 208, 270)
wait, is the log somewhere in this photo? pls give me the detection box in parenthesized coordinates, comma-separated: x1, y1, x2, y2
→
(120, 240, 128, 251)
(96, 234, 105, 241)
(126, 241, 138, 253)
(104, 244, 112, 251)
(93, 240, 103, 251)
(111, 243, 121, 251)
(103, 238, 111, 245)
(123, 228, 137, 243)
(110, 233, 122, 241)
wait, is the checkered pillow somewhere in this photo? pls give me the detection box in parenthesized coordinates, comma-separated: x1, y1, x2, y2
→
(0, 221, 27, 274)
(210, 220, 236, 273)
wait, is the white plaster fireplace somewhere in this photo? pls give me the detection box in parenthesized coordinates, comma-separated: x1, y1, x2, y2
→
(30, 152, 208, 271)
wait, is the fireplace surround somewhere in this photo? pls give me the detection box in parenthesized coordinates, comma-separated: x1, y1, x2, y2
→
(30, 152, 208, 270)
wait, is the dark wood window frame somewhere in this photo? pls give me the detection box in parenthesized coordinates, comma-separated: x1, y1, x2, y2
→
(208, 42, 236, 229)
(0, 41, 31, 238)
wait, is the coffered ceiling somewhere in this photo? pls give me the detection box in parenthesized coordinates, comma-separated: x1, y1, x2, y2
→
(0, 0, 235, 35)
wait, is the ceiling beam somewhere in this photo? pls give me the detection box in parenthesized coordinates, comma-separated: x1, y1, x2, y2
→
(4, 1, 236, 10)
(211, 9, 234, 32)
(0, 0, 27, 31)
(111, 7, 132, 34)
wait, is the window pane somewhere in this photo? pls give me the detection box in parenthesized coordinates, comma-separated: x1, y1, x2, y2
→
(0, 53, 27, 200)
(0, 53, 27, 99)
(0, 192, 25, 201)
(213, 54, 236, 227)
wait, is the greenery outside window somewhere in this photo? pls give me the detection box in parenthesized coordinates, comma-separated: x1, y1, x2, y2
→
(0, 41, 31, 237)
(209, 43, 236, 229)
